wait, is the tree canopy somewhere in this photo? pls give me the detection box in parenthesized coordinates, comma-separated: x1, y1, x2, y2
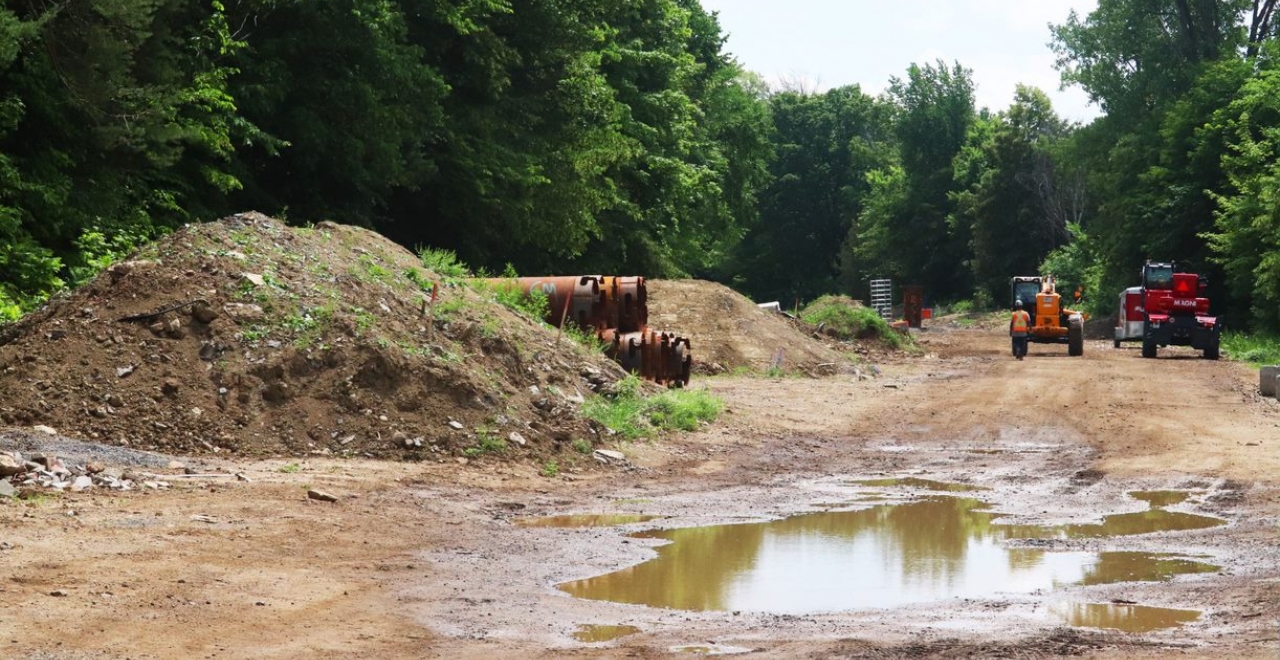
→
(2, 0, 1280, 333)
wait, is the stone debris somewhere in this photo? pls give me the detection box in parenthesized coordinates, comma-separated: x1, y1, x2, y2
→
(593, 449, 626, 465)
(307, 489, 339, 503)
(0, 450, 179, 495)
(447, 420, 465, 430)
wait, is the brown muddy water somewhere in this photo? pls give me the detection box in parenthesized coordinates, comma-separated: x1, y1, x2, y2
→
(1129, 490, 1192, 507)
(556, 497, 1221, 616)
(571, 624, 641, 642)
(1049, 602, 1201, 632)
(848, 477, 984, 492)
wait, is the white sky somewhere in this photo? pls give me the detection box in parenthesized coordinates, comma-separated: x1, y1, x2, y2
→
(699, 0, 1102, 123)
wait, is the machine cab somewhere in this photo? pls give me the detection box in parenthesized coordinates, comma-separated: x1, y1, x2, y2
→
(1142, 262, 1174, 290)
(1010, 277, 1041, 310)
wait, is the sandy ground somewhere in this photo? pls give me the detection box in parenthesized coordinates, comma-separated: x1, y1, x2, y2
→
(2, 322, 1278, 659)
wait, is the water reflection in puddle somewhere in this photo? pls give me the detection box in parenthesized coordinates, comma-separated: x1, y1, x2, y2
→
(559, 498, 1220, 614)
(849, 477, 984, 492)
(517, 514, 658, 528)
(1053, 602, 1200, 632)
(1129, 491, 1191, 508)
(571, 624, 640, 642)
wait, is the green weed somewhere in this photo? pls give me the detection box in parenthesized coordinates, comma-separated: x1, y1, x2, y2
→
(571, 438, 593, 454)
(562, 322, 607, 353)
(463, 429, 507, 457)
(418, 247, 471, 280)
(357, 253, 392, 283)
(540, 460, 560, 478)
(583, 375, 723, 440)
(278, 463, 302, 473)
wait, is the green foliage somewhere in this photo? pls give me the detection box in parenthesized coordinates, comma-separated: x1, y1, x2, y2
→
(69, 228, 154, 285)
(1204, 46, 1280, 330)
(583, 375, 723, 440)
(562, 322, 607, 354)
(488, 281, 550, 323)
(950, 87, 1075, 303)
(539, 460, 559, 478)
(418, 247, 471, 280)
(278, 463, 302, 474)
(463, 429, 507, 457)
(847, 60, 977, 300)
(727, 86, 893, 303)
(571, 438, 593, 455)
(1221, 332, 1280, 366)
(1039, 223, 1109, 318)
(800, 295, 907, 349)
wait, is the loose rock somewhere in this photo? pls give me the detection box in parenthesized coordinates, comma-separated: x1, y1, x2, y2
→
(307, 489, 339, 503)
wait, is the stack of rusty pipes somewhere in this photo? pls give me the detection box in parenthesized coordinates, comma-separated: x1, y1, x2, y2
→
(481, 276, 692, 386)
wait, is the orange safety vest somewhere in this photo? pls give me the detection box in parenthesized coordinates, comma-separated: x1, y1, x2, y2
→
(1011, 310, 1030, 334)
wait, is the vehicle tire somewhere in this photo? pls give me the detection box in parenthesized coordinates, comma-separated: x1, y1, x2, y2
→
(1069, 319, 1084, 356)
(1204, 341, 1220, 360)
(1141, 335, 1157, 358)
(1114, 336, 1121, 349)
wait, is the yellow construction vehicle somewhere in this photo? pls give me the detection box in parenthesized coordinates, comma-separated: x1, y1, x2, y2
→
(1010, 275, 1087, 356)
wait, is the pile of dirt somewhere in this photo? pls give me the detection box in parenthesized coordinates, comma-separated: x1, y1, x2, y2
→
(646, 279, 856, 376)
(0, 212, 628, 462)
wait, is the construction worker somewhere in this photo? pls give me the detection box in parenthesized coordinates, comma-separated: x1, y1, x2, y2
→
(1010, 299, 1030, 360)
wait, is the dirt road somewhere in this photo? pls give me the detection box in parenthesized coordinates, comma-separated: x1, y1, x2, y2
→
(3, 321, 1278, 659)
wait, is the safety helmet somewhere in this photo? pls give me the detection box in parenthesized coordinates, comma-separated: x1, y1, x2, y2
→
(1014, 299, 1023, 308)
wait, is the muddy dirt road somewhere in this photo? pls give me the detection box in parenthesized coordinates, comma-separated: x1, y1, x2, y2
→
(2, 322, 1278, 659)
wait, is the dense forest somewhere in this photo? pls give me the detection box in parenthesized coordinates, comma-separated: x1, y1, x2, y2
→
(1, 0, 1278, 330)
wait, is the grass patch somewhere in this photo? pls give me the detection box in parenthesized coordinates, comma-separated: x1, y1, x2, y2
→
(482, 273, 550, 322)
(540, 460, 560, 477)
(800, 295, 909, 350)
(583, 375, 723, 440)
(463, 429, 507, 457)
(562, 321, 607, 353)
(1222, 331, 1280, 366)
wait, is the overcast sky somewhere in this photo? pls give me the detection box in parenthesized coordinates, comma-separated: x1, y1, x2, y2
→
(698, 0, 1102, 123)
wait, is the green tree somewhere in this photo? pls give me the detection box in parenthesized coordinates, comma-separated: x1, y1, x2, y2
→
(950, 86, 1076, 302)
(849, 61, 976, 300)
(0, 0, 244, 315)
(1205, 43, 1280, 330)
(729, 85, 892, 304)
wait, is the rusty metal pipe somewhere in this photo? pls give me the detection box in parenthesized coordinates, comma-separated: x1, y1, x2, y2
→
(477, 275, 689, 385)
(480, 276, 602, 328)
(600, 327, 692, 386)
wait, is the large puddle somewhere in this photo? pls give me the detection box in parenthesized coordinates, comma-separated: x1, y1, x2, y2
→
(557, 496, 1221, 616)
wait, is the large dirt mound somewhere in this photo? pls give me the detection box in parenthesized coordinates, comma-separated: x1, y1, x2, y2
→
(646, 279, 853, 376)
(0, 213, 627, 461)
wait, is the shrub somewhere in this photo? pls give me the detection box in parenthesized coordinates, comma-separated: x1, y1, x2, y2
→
(418, 247, 470, 280)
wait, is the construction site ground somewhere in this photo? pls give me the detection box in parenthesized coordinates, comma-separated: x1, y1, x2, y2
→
(3, 315, 1279, 659)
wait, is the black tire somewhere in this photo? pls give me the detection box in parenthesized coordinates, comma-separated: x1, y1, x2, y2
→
(1113, 336, 1121, 349)
(1068, 319, 1084, 356)
(1141, 335, 1157, 358)
(1204, 341, 1220, 360)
